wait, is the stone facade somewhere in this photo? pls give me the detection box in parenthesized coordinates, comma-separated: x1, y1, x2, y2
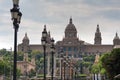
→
(18, 18, 120, 57)
(17, 61, 35, 74)
(17, 18, 120, 78)
(55, 18, 120, 58)
(17, 53, 36, 75)
(18, 32, 51, 53)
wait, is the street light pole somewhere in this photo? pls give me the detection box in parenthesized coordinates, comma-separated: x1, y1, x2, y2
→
(64, 61, 66, 80)
(10, 0, 22, 80)
(61, 59, 63, 80)
(75, 71, 77, 80)
(50, 38, 55, 80)
(41, 25, 47, 80)
(60, 48, 64, 80)
(43, 45, 46, 80)
(71, 68, 73, 80)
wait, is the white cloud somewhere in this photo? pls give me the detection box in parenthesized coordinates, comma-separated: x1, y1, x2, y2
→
(0, 0, 120, 49)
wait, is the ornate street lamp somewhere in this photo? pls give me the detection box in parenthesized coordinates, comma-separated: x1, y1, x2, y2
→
(50, 38, 55, 80)
(41, 25, 47, 80)
(10, 0, 22, 80)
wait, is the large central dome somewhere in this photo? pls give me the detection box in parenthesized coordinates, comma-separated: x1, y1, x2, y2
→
(65, 18, 77, 38)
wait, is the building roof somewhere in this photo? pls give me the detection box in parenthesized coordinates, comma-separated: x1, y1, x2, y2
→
(65, 18, 77, 33)
(84, 45, 113, 53)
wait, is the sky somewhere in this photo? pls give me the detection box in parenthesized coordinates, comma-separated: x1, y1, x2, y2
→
(0, 0, 120, 49)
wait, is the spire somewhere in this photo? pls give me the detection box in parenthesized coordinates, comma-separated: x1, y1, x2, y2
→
(44, 25, 47, 32)
(48, 31, 51, 37)
(94, 24, 102, 45)
(96, 24, 100, 33)
(113, 32, 120, 45)
(116, 32, 118, 37)
(25, 33, 27, 37)
(114, 32, 119, 39)
(23, 33, 29, 40)
(69, 17, 72, 24)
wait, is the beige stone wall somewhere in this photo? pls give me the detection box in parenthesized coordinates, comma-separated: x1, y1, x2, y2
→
(0, 75, 3, 80)
(17, 61, 35, 74)
(84, 45, 113, 53)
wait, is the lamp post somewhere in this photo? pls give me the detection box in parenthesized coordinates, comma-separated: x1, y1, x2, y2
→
(65, 57, 69, 80)
(41, 25, 47, 80)
(68, 61, 71, 80)
(71, 67, 73, 80)
(50, 38, 55, 80)
(60, 48, 64, 80)
(10, 0, 22, 80)
(63, 61, 66, 80)
(66, 62, 69, 80)
(75, 71, 77, 80)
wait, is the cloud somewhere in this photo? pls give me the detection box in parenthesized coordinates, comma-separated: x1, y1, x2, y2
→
(0, 0, 120, 49)
(83, 0, 120, 7)
(19, 0, 120, 24)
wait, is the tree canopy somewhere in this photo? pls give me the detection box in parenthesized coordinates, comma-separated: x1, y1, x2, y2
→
(101, 48, 120, 80)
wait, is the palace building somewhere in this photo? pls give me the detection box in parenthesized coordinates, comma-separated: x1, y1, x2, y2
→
(18, 18, 120, 57)
(18, 18, 120, 79)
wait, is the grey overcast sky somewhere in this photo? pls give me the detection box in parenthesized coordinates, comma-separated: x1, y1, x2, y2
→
(0, 0, 120, 49)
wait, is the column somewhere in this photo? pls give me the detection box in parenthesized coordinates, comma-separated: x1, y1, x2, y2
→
(47, 54, 50, 76)
(70, 66, 71, 80)
(54, 54, 56, 77)
(98, 73, 101, 80)
(59, 58, 61, 77)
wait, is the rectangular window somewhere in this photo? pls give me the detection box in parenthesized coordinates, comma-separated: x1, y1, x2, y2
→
(68, 53, 72, 57)
(68, 47, 72, 51)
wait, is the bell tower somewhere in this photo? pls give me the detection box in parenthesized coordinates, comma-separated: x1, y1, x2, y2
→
(113, 32, 120, 45)
(22, 33, 30, 53)
(94, 24, 102, 45)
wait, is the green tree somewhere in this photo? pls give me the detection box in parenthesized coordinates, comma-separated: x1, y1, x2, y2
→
(0, 49, 12, 76)
(0, 60, 11, 77)
(91, 63, 100, 74)
(17, 51, 24, 61)
(0, 60, 5, 75)
(101, 48, 120, 80)
(28, 69, 36, 78)
(31, 50, 43, 75)
(0, 49, 22, 79)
